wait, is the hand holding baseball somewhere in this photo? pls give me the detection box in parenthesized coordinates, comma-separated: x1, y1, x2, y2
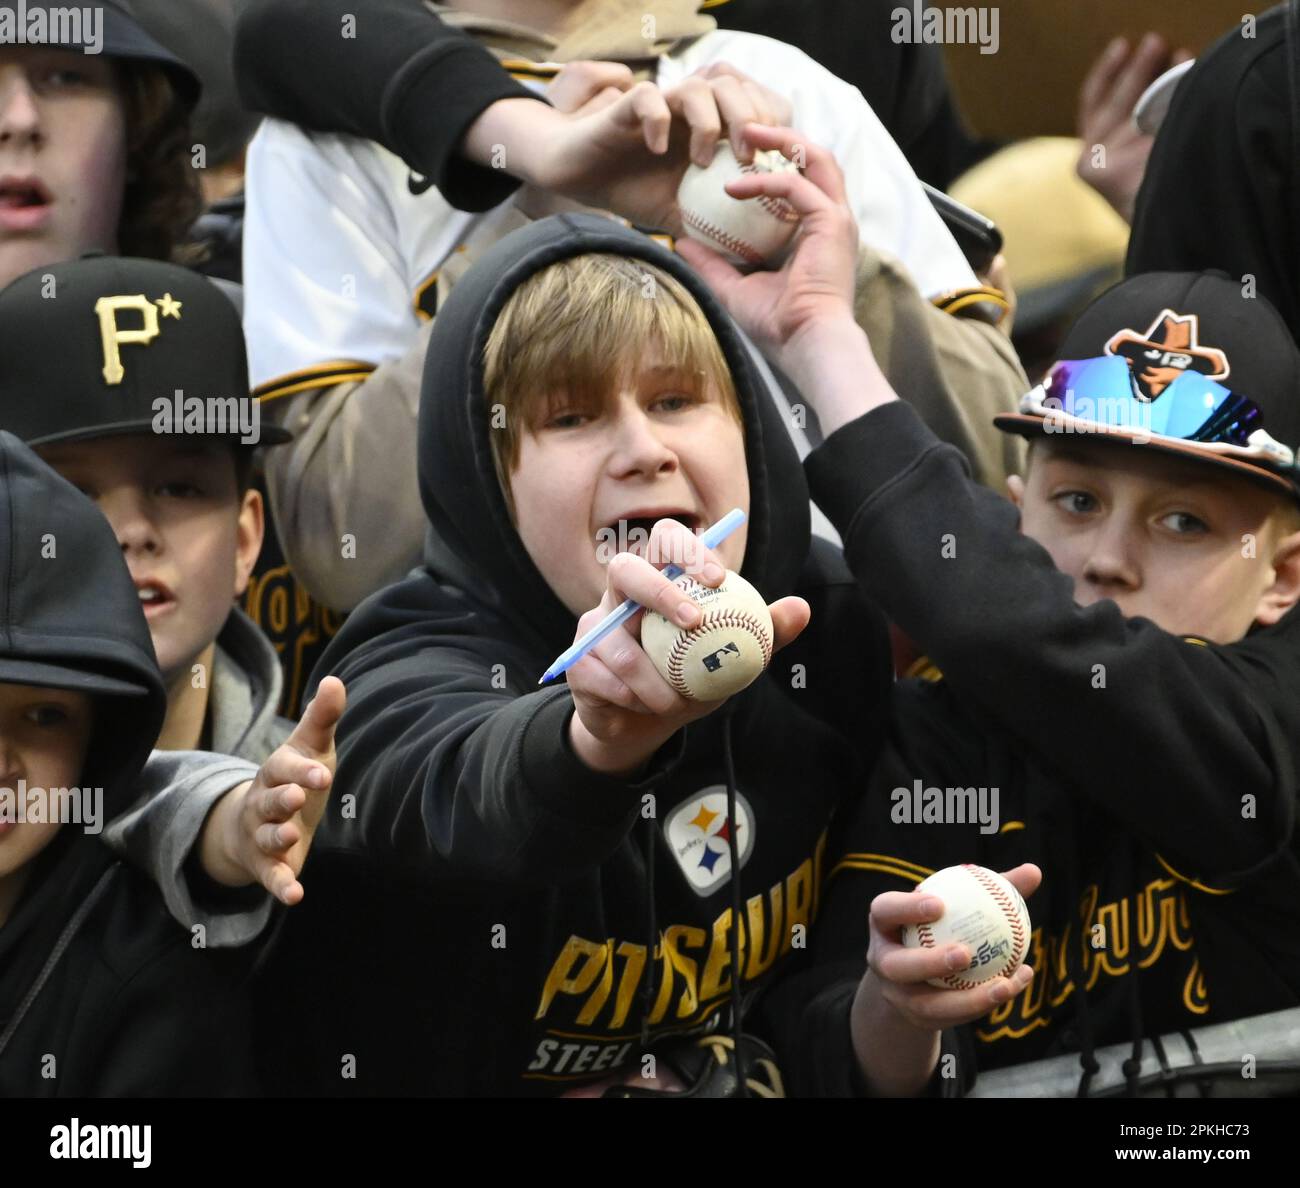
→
(677, 123, 900, 436)
(849, 863, 1040, 1096)
(566, 518, 809, 778)
(491, 62, 793, 236)
(674, 124, 859, 359)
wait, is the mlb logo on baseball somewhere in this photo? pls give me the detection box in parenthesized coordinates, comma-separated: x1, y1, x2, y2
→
(664, 788, 755, 895)
(641, 570, 774, 701)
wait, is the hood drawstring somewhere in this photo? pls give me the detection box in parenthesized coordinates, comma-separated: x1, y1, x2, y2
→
(1059, 809, 1102, 1097)
(632, 706, 751, 1095)
(1063, 813, 1158, 1098)
(1120, 837, 1148, 1097)
(639, 813, 659, 1058)
(720, 704, 749, 1095)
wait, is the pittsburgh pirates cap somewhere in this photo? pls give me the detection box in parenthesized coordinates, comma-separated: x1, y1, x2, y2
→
(0, 255, 290, 447)
(0, 0, 200, 109)
(995, 271, 1300, 500)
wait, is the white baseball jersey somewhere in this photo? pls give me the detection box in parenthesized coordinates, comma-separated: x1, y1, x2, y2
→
(243, 28, 979, 399)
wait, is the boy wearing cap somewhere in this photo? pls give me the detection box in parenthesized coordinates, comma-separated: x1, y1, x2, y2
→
(0, 254, 293, 761)
(674, 131, 1300, 1095)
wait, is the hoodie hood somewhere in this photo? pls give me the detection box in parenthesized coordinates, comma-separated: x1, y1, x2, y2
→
(416, 212, 811, 660)
(209, 607, 291, 761)
(0, 433, 166, 1014)
(0, 433, 166, 817)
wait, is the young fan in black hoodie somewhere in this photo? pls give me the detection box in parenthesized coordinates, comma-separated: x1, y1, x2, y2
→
(261, 182, 900, 1095)
(672, 127, 1300, 1096)
(0, 433, 259, 1095)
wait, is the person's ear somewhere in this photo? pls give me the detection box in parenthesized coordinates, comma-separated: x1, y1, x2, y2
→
(233, 487, 265, 599)
(1254, 528, 1300, 627)
(1006, 474, 1026, 509)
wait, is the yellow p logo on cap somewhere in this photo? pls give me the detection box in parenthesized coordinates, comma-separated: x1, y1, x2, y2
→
(95, 295, 160, 385)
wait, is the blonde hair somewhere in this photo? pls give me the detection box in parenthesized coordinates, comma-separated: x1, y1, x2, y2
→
(482, 254, 742, 512)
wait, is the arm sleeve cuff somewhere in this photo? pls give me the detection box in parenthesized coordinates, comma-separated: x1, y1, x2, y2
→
(384, 40, 538, 212)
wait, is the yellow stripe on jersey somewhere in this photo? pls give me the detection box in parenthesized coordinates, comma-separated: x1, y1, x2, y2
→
(413, 267, 443, 322)
(1154, 853, 1237, 896)
(253, 360, 378, 403)
(501, 58, 560, 84)
(827, 853, 935, 886)
(932, 286, 1012, 320)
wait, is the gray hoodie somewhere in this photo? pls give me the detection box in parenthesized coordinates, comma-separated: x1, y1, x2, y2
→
(210, 606, 294, 761)
(99, 609, 295, 949)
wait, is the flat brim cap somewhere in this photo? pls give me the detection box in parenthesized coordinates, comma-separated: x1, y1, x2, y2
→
(995, 270, 1300, 501)
(0, 0, 201, 109)
(0, 254, 290, 447)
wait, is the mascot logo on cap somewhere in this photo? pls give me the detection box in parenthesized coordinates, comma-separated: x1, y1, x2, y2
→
(1104, 310, 1229, 402)
(94, 292, 184, 385)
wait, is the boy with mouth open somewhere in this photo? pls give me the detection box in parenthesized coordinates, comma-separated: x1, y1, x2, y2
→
(253, 180, 908, 1096)
(0, 1, 199, 288)
(0, 253, 294, 761)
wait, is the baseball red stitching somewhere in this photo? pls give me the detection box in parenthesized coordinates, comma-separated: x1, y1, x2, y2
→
(964, 864, 1028, 981)
(739, 160, 801, 224)
(681, 208, 765, 265)
(664, 610, 773, 697)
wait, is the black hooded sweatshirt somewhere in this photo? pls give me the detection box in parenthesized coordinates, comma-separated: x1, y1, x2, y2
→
(0, 434, 257, 1096)
(258, 213, 894, 1095)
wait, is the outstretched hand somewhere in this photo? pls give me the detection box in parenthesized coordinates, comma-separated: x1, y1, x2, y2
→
(1076, 34, 1192, 222)
(198, 676, 346, 905)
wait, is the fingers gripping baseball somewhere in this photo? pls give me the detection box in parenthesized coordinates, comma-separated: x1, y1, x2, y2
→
(868, 864, 1041, 1028)
(565, 520, 808, 773)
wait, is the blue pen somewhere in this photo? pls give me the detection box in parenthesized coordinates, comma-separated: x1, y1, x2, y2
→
(538, 508, 747, 685)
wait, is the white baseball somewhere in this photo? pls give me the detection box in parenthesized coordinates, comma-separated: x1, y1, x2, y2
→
(901, 864, 1031, 990)
(641, 570, 774, 701)
(677, 140, 801, 268)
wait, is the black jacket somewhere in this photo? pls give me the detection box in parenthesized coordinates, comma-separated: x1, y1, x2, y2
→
(760, 402, 1300, 1094)
(0, 434, 256, 1097)
(1128, 5, 1300, 342)
(259, 213, 894, 1095)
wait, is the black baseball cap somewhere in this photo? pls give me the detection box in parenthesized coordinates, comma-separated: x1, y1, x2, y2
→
(0, 0, 200, 109)
(0, 254, 290, 447)
(995, 271, 1300, 502)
